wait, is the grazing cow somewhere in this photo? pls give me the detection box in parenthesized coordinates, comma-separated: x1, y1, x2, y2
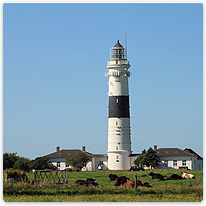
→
(182, 172, 195, 179)
(136, 180, 152, 187)
(135, 180, 152, 187)
(136, 180, 143, 186)
(87, 178, 95, 182)
(75, 180, 86, 186)
(115, 177, 152, 188)
(6, 171, 29, 183)
(113, 175, 153, 188)
(114, 176, 129, 186)
(166, 174, 183, 180)
(114, 176, 135, 188)
(86, 178, 99, 187)
(108, 174, 118, 181)
(148, 172, 165, 181)
(75, 178, 99, 187)
(122, 179, 135, 188)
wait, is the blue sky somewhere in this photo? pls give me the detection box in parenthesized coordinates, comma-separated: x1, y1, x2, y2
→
(3, 3, 203, 159)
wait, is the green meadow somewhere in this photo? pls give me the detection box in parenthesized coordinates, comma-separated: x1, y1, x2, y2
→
(3, 170, 203, 202)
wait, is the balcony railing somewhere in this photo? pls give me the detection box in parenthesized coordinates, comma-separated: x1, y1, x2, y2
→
(107, 59, 130, 65)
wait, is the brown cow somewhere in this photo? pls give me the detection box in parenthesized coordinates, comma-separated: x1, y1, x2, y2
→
(114, 176, 129, 186)
(6, 171, 29, 183)
(114, 177, 144, 188)
(122, 179, 135, 188)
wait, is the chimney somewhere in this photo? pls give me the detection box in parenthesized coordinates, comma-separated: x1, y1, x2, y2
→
(154, 145, 157, 151)
(56, 146, 60, 152)
(82, 146, 85, 151)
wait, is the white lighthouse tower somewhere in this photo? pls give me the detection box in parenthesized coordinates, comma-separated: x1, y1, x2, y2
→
(106, 40, 131, 170)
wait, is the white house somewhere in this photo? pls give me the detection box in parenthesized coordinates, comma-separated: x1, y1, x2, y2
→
(45, 146, 108, 171)
(130, 146, 203, 170)
(156, 147, 203, 170)
(44, 145, 203, 171)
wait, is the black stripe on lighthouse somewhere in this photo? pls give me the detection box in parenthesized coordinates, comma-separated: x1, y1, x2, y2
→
(109, 96, 130, 118)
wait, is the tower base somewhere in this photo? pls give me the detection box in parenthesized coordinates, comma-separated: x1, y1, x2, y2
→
(107, 150, 131, 170)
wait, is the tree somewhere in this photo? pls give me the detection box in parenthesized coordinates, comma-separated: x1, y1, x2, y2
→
(3, 153, 55, 171)
(66, 153, 89, 170)
(47, 163, 57, 170)
(134, 155, 144, 167)
(30, 157, 50, 170)
(3, 153, 19, 170)
(134, 149, 147, 167)
(14, 157, 31, 172)
(144, 147, 160, 169)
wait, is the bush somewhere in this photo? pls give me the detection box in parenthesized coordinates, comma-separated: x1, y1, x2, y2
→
(64, 168, 72, 172)
(144, 147, 161, 168)
(134, 147, 160, 169)
(47, 163, 57, 170)
(66, 153, 88, 170)
(3, 153, 19, 170)
(72, 167, 80, 172)
(14, 157, 31, 172)
(30, 157, 50, 170)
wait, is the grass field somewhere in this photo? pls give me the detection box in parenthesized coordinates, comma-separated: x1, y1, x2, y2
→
(3, 169, 203, 202)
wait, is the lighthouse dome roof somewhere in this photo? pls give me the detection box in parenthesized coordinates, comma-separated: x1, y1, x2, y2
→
(113, 40, 124, 48)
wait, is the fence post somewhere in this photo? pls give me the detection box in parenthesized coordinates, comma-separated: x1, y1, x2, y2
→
(134, 175, 137, 192)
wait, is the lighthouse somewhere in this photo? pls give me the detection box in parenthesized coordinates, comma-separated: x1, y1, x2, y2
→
(106, 40, 131, 170)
